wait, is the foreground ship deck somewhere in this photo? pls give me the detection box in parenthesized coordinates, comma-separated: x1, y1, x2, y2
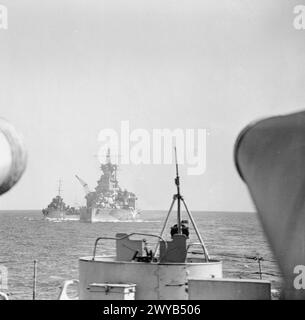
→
(58, 232, 271, 300)
(79, 254, 222, 299)
(58, 149, 271, 300)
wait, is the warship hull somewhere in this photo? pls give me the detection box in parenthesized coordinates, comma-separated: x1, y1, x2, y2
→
(43, 209, 65, 220)
(43, 210, 79, 221)
(80, 207, 139, 223)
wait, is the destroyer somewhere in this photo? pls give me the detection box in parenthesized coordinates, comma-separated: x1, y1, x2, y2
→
(42, 181, 79, 220)
(76, 149, 139, 222)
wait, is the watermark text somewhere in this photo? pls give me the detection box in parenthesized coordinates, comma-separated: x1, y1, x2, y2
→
(0, 4, 8, 30)
(0, 265, 8, 290)
(293, 5, 305, 30)
(98, 121, 207, 175)
(294, 265, 305, 289)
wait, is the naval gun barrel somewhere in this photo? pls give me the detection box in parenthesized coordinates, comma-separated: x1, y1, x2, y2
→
(0, 118, 27, 196)
(75, 175, 91, 195)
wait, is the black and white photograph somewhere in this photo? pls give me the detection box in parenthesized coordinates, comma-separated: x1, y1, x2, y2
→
(1, 0, 305, 306)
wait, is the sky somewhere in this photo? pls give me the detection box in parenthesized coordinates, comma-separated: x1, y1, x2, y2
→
(0, 0, 305, 211)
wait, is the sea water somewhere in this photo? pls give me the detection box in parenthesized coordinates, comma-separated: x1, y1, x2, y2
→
(0, 210, 282, 300)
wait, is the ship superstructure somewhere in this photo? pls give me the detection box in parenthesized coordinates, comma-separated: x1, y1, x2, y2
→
(77, 149, 138, 222)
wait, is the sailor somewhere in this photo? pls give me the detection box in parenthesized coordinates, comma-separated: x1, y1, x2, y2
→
(170, 220, 189, 238)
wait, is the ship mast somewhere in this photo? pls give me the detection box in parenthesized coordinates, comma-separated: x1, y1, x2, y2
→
(174, 147, 182, 234)
(58, 179, 62, 197)
(106, 148, 111, 164)
(156, 147, 210, 262)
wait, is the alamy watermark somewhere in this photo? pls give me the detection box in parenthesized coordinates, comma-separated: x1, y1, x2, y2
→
(0, 265, 8, 290)
(294, 265, 305, 289)
(293, 5, 305, 30)
(0, 4, 8, 30)
(98, 121, 207, 175)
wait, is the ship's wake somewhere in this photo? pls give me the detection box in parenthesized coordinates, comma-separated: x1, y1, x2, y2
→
(45, 217, 79, 222)
(43, 218, 161, 223)
(89, 219, 161, 223)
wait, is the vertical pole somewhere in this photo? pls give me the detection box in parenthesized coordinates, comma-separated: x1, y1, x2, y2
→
(258, 258, 262, 280)
(58, 179, 62, 197)
(153, 197, 176, 257)
(174, 147, 182, 234)
(182, 198, 210, 262)
(177, 196, 181, 234)
(33, 260, 37, 300)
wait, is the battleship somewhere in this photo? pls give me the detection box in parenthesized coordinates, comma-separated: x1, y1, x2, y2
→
(76, 149, 139, 222)
(42, 181, 79, 220)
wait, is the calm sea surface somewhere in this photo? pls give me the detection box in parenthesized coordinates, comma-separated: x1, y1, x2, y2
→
(0, 210, 282, 300)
